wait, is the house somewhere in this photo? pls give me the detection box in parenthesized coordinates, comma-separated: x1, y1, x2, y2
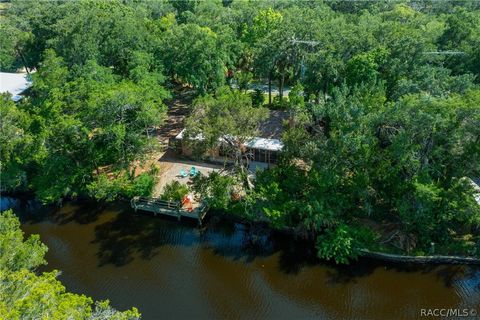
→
(172, 110, 288, 166)
(0, 72, 32, 101)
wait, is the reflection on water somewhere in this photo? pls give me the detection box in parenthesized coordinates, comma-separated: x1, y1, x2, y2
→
(2, 197, 480, 320)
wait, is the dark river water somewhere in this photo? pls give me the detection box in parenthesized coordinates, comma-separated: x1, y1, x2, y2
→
(2, 197, 480, 320)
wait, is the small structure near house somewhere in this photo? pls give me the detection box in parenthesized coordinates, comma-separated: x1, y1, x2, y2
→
(171, 110, 287, 166)
(0, 72, 32, 101)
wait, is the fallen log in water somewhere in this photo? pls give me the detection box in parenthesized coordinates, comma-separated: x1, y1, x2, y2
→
(360, 249, 480, 265)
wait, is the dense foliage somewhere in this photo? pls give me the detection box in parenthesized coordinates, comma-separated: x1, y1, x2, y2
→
(1, 1, 169, 202)
(1, 0, 480, 263)
(0, 210, 140, 319)
(232, 85, 479, 263)
(161, 180, 189, 202)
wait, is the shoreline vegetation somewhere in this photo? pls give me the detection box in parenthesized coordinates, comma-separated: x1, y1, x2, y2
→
(209, 207, 480, 265)
(5, 192, 480, 265)
(1, 0, 480, 270)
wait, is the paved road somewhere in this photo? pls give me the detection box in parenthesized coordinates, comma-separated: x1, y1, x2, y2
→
(249, 83, 291, 96)
(231, 82, 291, 96)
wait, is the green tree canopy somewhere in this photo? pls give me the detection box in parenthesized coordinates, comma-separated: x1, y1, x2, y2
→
(160, 24, 234, 94)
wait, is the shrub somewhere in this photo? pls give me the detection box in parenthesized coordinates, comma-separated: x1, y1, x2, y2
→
(161, 181, 189, 202)
(130, 173, 156, 198)
(250, 89, 265, 107)
(316, 224, 360, 264)
(87, 174, 123, 201)
(87, 172, 156, 201)
(191, 172, 236, 210)
(269, 96, 290, 110)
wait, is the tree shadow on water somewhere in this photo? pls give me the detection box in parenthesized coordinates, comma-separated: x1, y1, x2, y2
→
(52, 201, 107, 225)
(323, 257, 480, 288)
(13, 198, 106, 225)
(276, 238, 319, 275)
(86, 207, 480, 289)
(205, 222, 323, 274)
(323, 258, 379, 284)
(92, 209, 199, 267)
(429, 264, 480, 288)
(207, 221, 480, 287)
(207, 221, 279, 263)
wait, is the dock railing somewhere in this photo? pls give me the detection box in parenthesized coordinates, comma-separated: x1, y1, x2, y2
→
(131, 196, 209, 225)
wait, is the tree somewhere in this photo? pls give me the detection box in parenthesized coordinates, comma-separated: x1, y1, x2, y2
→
(4, 50, 168, 203)
(346, 48, 388, 86)
(184, 87, 268, 170)
(0, 210, 47, 272)
(169, 0, 198, 22)
(161, 181, 189, 202)
(1, 1, 65, 70)
(0, 95, 32, 191)
(87, 172, 157, 202)
(253, 84, 480, 259)
(192, 171, 236, 210)
(49, 1, 153, 75)
(0, 19, 33, 72)
(234, 71, 253, 93)
(375, 91, 480, 246)
(438, 8, 480, 78)
(392, 65, 475, 100)
(316, 224, 359, 264)
(160, 24, 232, 94)
(246, 8, 283, 104)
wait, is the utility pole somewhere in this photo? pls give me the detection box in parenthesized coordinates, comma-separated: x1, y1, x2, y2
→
(288, 37, 320, 81)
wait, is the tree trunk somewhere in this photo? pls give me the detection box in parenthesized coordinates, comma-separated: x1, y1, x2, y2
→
(268, 71, 272, 105)
(323, 80, 329, 99)
(279, 71, 285, 101)
(16, 49, 30, 74)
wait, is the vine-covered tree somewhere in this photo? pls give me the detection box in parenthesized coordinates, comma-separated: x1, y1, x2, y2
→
(184, 87, 268, 170)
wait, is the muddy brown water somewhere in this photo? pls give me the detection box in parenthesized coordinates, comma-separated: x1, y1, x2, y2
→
(2, 197, 480, 320)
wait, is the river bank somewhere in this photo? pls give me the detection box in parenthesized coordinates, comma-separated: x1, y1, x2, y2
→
(3, 192, 480, 265)
(204, 201, 480, 265)
(2, 196, 479, 320)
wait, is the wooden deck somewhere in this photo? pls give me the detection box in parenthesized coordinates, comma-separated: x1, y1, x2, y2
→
(130, 196, 209, 225)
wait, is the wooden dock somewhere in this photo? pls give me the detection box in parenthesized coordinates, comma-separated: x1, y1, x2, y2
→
(130, 196, 209, 225)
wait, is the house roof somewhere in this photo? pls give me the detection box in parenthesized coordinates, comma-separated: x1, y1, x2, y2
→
(175, 109, 287, 152)
(175, 129, 202, 141)
(259, 110, 289, 139)
(244, 137, 283, 151)
(0, 72, 31, 101)
(473, 178, 480, 186)
(175, 129, 284, 152)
